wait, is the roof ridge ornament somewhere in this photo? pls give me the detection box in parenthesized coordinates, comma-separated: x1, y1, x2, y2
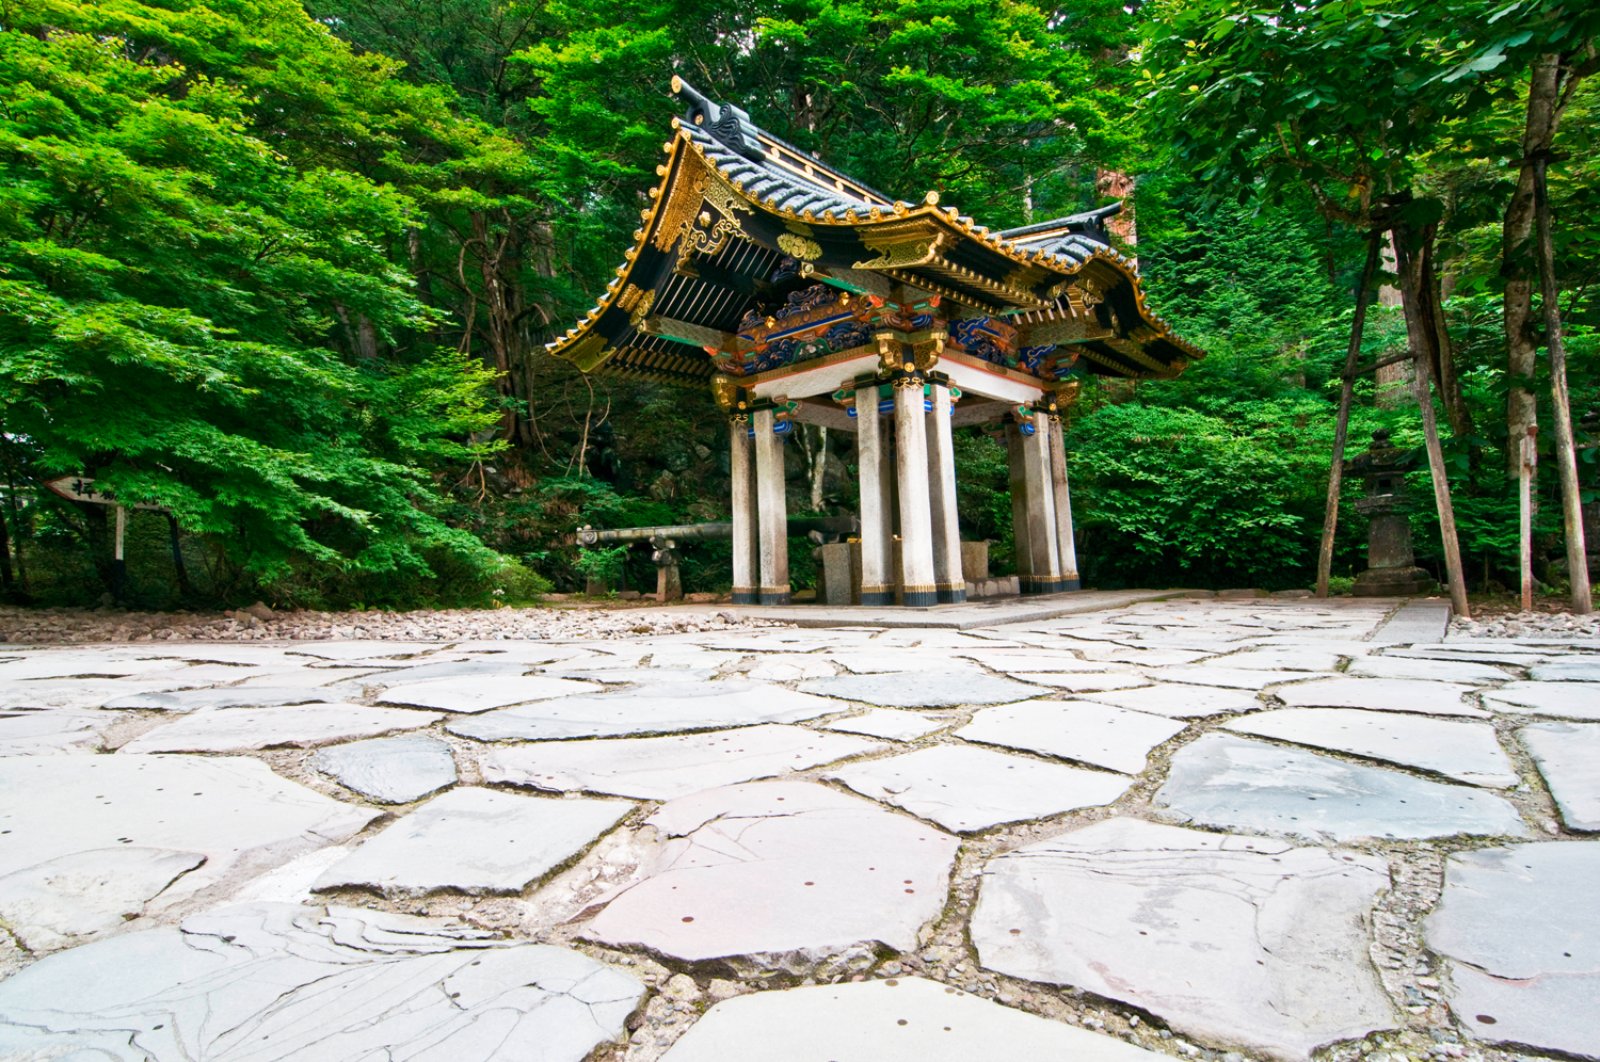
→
(672, 74, 763, 161)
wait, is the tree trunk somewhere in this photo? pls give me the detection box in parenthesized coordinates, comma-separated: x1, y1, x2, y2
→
(1374, 231, 1411, 408)
(1316, 234, 1382, 598)
(0, 508, 14, 595)
(1503, 54, 1564, 474)
(1532, 152, 1593, 613)
(167, 513, 194, 600)
(1394, 219, 1472, 439)
(1392, 229, 1471, 618)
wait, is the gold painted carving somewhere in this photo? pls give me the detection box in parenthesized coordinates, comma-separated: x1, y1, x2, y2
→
(626, 288, 656, 328)
(854, 221, 945, 271)
(650, 168, 707, 252)
(710, 374, 738, 411)
(617, 283, 644, 312)
(777, 232, 822, 261)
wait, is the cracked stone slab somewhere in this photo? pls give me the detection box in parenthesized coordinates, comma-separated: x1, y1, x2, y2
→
(1155, 733, 1528, 841)
(287, 641, 449, 660)
(378, 674, 602, 713)
(1223, 709, 1518, 788)
(482, 724, 885, 800)
(957, 700, 1186, 775)
(311, 733, 458, 804)
(316, 787, 631, 895)
(118, 703, 442, 753)
(0, 901, 644, 1061)
(1153, 665, 1308, 690)
(103, 685, 348, 712)
(0, 756, 377, 940)
(1518, 723, 1600, 830)
(821, 708, 948, 741)
(0, 653, 185, 682)
(797, 669, 1040, 708)
(730, 654, 839, 681)
(827, 743, 1130, 833)
(972, 818, 1395, 1060)
(1480, 681, 1600, 720)
(0, 847, 205, 952)
(1077, 682, 1261, 719)
(446, 682, 849, 741)
(1425, 842, 1600, 1059)
(662, 976, 1166, 1062)
(1273, 677, 1488, 718)
(584, 781, 957, 961)
(1346, 656, 1511, 683)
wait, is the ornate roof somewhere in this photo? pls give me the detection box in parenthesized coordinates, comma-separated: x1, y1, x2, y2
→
(548, 78, 1203, 386)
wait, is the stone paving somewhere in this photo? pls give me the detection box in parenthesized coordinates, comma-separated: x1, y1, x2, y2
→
(0, 596, 1597, 1061)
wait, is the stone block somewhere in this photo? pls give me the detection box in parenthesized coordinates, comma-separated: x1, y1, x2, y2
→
(960, 540, 990, 581)
(816, 543, 854, 606)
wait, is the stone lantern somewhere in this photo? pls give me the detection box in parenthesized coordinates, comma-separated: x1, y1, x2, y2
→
(1347, 429, 1436, 596)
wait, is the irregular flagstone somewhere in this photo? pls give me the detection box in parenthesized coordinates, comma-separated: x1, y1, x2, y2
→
(287, 641, 449, 660)
(1012, 671, 1151, 693)
(957, 700, 1186, 775)
(1077, 682, 1261, 719)
(1518, 723, 1600, 830)
(118, 703, 441, 753)
(351, 658, 529, 684)
(972, 818, 1395, 1060)
(0, 653, 182, 681)
(825, 650, 985, 675)
(0, 902, 644, 1062)
(797, 670, 1042, 709)
(310, 733, 458, 805)
(556, 667, 720, 686)
(1425, 842, 1600, 1059)
(948, 648, 1109, 672)
(661, 977, 1166, 1062)
(1, 677, 239, 710)
(1223, 709, 1518, 788)
(315, 787, 631, 894)
(1155, 733, 1527, 842)
(0, 708, 118, 755)
(0, 756, 377, 937)
(827, 744, 1130, 832)
(1528, 659, 1600, 682)
(378, 674, 602, 713)
(730, 654, 838, 681)
(1272, 678, 1488, 718)
(1347, 656, 1511, 683)
(821, 708, 948, 741)
(585, 781, 957, 961)
(1480, 681, 1600, 720)
(103, 685, 346, 712)
(1209, 647, 1344, 672)
(447, 682, 849, 741)
(0, 847, 204, 952)
(232, 665, 392, 689)
(481, 724, 885, 800)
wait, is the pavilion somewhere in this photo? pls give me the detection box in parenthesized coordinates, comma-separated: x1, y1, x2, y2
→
(550, 78, 1202, 607)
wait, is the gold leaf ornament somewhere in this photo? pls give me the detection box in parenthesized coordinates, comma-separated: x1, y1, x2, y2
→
(777, 232, 823, 261)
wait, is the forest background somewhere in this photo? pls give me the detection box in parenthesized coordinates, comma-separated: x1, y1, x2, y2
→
(0, 0, 1595, 608)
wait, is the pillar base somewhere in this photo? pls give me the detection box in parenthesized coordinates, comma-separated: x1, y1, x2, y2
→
(935, 584, 967, 604)
(859, 587, 894, 607)
(1060, 576, 1081, 591)
(731, 589, 760, 605)
(759, 587, 792, 606)
(1021, 576, 1077, 595)
(901, 585, 939, 608)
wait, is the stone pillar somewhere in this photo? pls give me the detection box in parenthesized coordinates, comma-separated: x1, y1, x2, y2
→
(926, 381, 965, 603)
(729, 415, 758, 604)
(1021, 414, 1062, 593)
(1048, 415, 1080, 590)
(1005, 422, 1033, 592)
(894, 377, 938, 607)
(753, 408, 790, 605)
(855, 386, 893, 606)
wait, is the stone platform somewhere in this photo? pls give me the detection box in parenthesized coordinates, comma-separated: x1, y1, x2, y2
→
(0, 596, 1595, 1061)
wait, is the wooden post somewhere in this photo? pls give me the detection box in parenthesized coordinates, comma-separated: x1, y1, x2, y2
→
(112, 504, 127, 604)
(926, 381, 965, 603)
(729, 416, 758, 605)
(1532, 152, 1593, 614)
(753, 408, 790, 605)
(894, 377, 938, 607)
(1520, 426, 1537, 612)
(1048, 413, 1080, 589)
(1026, 416, 1062, 591)
(856, 386, 893, 606)
(1316, 235, 1382, 598)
